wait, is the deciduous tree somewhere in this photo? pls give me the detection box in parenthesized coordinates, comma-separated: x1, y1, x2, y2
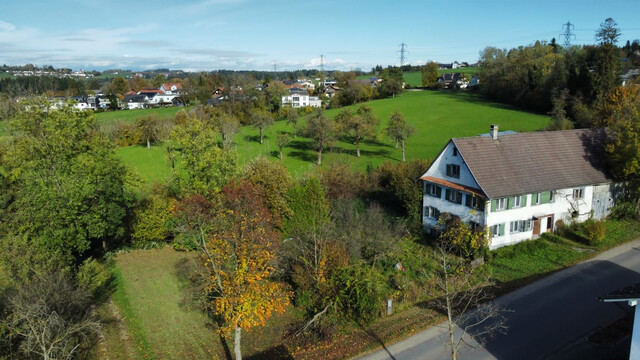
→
(336, 105, 379, 157)
(168, 118, 236, 195)
(385, 110, 415, 161)
(200, 182, 290, 360)
(282, 106, 299, 138)
(304, 109, 335, 165)
(136, 113, 167, 149)
(250, 109, 274, 144)
(111, 76, 128, 95)
(276, 132, 290, 160)
(431, 218, 507, 360)
(1, 98, 132, 265)
(422, 62, 439, 87)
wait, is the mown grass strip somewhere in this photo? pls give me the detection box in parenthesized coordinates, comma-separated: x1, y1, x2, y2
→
(110, 266, 156, 360)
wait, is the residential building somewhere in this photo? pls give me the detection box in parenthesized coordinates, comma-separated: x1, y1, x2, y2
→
(421, 126, 621, 249)
(160, 83, 183, 95)
(282, 87, 320, 108)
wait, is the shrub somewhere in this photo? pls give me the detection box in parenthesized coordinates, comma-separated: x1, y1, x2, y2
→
(113, 121, 143, 147)
(609, 201, 638, 220)
(131, 193, 171, 247)
(583, 219, 606, 245)
(76, 258, 111, 298)
(331, 263, 388, 324)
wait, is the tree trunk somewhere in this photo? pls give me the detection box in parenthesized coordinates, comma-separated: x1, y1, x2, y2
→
(234, 325, 242, 360)
(395, 139, 399, 149)
(356, 140, 361, 157)
(317, 148, 322, 165)
(401, 140, 406, 162)
(147, 137, 151, 149)
(259, 128, 264, 144)
(279, 146, 284, 160)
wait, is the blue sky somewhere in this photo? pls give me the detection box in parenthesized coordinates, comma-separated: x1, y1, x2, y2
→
(1, 0, 640, 71)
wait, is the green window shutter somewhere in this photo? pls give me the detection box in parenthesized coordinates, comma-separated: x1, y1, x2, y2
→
(499, 223, 505, 236)
(523, 195, 528, 207)
(541, 191, 551, 204)
(507, 197, 514, 210)
(491, 199, 497, 212)
(532, 193, 538, 204)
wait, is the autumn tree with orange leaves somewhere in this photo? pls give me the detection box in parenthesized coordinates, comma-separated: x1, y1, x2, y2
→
(200, 181, 290, 360)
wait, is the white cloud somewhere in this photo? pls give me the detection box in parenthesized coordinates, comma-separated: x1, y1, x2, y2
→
(0, 20, 15, 31)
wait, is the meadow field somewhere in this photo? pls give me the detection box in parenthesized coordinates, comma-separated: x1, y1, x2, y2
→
(109, 90, 549, 184)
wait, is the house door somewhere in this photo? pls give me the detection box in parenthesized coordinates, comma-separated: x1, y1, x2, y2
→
(533, 219, 541, 236)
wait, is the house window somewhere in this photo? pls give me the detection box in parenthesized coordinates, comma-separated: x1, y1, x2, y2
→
(510, 219, 533, 233)
(425, 183, 442, 198)
(573, 188, 584, 199)
(445, 189, 463, 204)
(534, 193, 541, 205)
(513, 196, 522, 208)
(452, 147, 458, 156)
(445, 164, 460, 178)
(489, 224, 505, 237)
(493, 198, 506, 211)
(465, 194, 485, 210)
(424, 206, 440, 219)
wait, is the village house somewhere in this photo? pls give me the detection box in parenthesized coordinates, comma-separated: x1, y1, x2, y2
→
(282, 87, 321, 108)
(421, 126, 621, 249)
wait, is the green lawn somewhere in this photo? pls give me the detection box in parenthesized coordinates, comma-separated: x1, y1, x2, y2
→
(117, 91, 549, 184)
(108, 247, 295, 360)
(116, 145, 173, 184)
(489, 219, 640, 292)
(402, 68, 478, 87)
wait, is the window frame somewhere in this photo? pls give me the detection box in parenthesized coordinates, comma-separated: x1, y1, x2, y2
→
(496, 198, 506, 211)
(445, 189, 463, 204)
(573, 188, 585, 199)
(424, 206, 440, 219)
(446, 164, 461, 179)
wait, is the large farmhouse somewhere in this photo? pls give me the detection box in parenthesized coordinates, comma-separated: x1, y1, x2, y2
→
(421, 125, 621, 249)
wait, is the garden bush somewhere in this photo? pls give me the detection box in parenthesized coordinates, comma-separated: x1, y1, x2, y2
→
(583, 219, 606, 245)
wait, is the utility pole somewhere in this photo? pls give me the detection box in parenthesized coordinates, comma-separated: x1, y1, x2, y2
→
(560, 21, 575, 48)
(398, 43, 408, 67)
(320, 54, 324, 73)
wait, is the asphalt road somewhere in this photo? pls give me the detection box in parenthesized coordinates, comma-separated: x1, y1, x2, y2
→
(358, 239, 640, 360)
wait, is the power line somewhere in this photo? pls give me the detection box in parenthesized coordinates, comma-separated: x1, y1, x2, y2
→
(560, 21, 576, 48)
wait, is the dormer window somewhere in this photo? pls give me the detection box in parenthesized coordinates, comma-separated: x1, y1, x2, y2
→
(446, 164, 460, 178)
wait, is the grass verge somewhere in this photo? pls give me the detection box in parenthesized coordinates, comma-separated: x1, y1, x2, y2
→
(110, 266, 155, 359)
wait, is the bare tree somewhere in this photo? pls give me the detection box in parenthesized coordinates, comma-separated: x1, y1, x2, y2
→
(276, 132, 290, 160)
(4, 270, 101, 360)
(430, 226, 508, 360)
(218, 114, 240, 149)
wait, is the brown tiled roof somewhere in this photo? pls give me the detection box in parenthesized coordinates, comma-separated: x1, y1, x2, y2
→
(453, 128, 613, 199)
(421, 176, 485, 198)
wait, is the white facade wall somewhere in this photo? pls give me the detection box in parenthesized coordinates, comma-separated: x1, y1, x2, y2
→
(126, 102, 145, 109)
(282, 93, 310, 108)
(422, 187, 484, 229)
(309, 97, 322, 108)
(424, 142, 481, 189)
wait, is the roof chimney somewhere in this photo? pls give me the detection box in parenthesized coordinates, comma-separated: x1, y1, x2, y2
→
(490, 124, 499, 140)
